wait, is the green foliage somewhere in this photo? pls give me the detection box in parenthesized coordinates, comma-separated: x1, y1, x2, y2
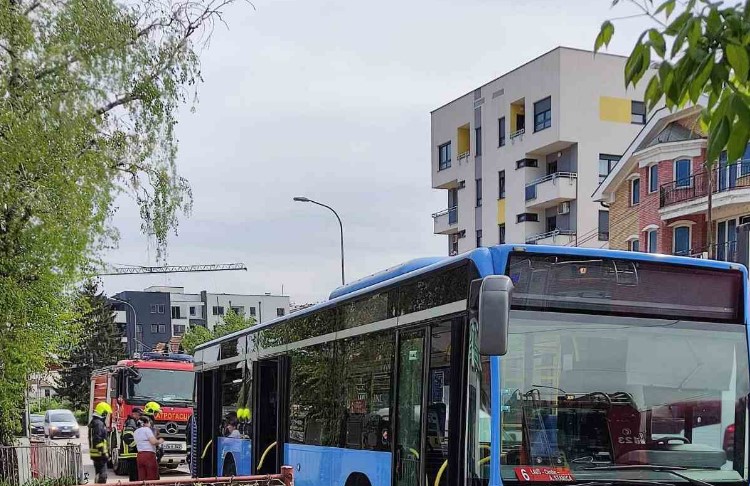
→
(595, 0, 750, 164)
(56, 282, 126, 410)
(73, 409, 88, 425)
(0, 0, 239, 444)
(29, 397, 71, 414)
(181, 310, 256, 354)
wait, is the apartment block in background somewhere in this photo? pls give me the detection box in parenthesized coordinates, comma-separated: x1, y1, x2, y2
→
(594, 101, 750, 261)
(200, 291, 290, 330)
(431, 47, 650, 254)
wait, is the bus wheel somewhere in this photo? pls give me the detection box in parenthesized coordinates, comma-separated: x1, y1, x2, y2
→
(344, 473, 372, 486)
(222, 455, 236, 477)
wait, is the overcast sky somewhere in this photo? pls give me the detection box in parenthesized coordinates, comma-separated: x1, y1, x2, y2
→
(100, 0, 653, 304)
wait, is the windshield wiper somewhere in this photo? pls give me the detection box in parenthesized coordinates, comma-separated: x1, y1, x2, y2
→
(583, 466, 713, 486)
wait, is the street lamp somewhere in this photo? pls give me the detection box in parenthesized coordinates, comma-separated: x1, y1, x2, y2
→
(293, 196, 345, 285)
(109, 297, 138, 355)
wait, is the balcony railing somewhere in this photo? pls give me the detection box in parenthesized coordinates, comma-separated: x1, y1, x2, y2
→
(525, 172, 578, 201)
(660, 161, 750, 208)
(525, 229, 575, 244)
(674, 241, 738, 262)
(432, 206, 458, 225)
(510, 128, 525, 140)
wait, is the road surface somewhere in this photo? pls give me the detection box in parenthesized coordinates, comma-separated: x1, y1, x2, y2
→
(67, 426, 191, 484)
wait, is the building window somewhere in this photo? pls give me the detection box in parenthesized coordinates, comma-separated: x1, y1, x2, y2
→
(136, 325, 143, 334)
(173, 324, 186, 336)
(150, 304, 157, 314)
(647, 229, 658, 253)
(629, 239, 640, 252)
(158, 324, 166, 334)
(476, 178, 482, 207)
(673, 226, 691, 255)
(449, 234, 459, 255)
(631, 178, 641, 205)
(150, 324, 158, 333)
(649, 164, 659, 193)
(476, 230, 483, 247)
(475, 127, 482, 156)
(498, 224, 506, 244)
(212, 306, 225, 316)
(516, 213, 539, 223)
(598, 210, 610, 241)
(231, 306, 244, 315)
(249, 306, 257, 317)
(534, 96, 552, 132)
(516, 158, 538, 169)
(498, 117, 506, 147)
(189, 306, 196, 316)
(498, 171, 506, 199)
(171, 306, 181, 319)
(599, 154, 621, 184)
(631, 100, 646, 124)
(276, 308, 285, 317)
(157, 304, 165, 314)
(438, 142, 451, 170)
(675, 158, 692, 187)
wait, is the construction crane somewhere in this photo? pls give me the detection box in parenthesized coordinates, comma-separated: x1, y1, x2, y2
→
(98, 263, 247, 276)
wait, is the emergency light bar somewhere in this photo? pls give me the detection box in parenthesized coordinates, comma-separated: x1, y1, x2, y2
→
(140, 352, 194, 363)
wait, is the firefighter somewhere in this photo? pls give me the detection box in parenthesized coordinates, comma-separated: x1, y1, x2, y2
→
(121, 407, 142, 481)
(89, 402, 112, 484)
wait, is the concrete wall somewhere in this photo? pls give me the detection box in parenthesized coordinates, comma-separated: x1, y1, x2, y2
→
(113, 291, 172, 355)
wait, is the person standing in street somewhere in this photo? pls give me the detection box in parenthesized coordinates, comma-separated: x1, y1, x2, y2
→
(134, 415, 164, 480)
(121, 407, 143, 481)
(89, 402, 112, 484)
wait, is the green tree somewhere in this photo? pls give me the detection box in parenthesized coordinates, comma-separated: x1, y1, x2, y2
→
(0, 0, 239, 444)
(595, 0, 750, 256)
(181, 310, 256, 354)
(56, 283, 126, 410)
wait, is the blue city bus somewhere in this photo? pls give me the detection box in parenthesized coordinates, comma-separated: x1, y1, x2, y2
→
(192, 245, 749, 486)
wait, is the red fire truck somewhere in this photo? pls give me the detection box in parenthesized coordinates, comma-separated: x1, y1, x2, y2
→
(90, 353, 195, 474)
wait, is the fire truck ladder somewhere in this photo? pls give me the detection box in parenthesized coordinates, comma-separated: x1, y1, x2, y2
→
(97, 263, 247, 275)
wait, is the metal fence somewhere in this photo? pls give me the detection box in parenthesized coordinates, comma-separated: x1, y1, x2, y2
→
(0, 440, 84, 485)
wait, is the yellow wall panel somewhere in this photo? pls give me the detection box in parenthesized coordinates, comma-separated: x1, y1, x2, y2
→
(497, 199, 506, 224)
(457, 125, 470, 155)
(599, 96, 631, 123)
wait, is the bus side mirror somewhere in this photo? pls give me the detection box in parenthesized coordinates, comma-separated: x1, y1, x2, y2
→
(478, 275, 513, 356)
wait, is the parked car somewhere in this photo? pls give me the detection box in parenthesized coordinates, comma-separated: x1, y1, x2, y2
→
(44, 409, 80, 439)
(29, 414, 44, 435)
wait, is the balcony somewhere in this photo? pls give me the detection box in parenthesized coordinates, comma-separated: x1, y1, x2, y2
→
(525, 229, 576, 245)
(525, 172, 577, 210)
(113, 310, 127, 324)
(432, 207, 459, 235)
(674, 241, 738, 262)
(660, 162, 750, 217)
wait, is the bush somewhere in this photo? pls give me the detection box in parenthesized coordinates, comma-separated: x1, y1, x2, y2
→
(29, 397, 71, 414)
(73, 410, 88, 425)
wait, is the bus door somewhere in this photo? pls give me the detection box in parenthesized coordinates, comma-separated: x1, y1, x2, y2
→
(197, 369, 220, 477)
(393, 319, 465, 486)
(253, 357, 284, 474)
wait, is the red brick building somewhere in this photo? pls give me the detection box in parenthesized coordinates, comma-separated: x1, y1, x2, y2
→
(594, 103, 750, 260)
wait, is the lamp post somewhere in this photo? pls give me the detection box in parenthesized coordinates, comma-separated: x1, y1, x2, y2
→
(293, 197, 345, 285)
(110, 297, 138, 355)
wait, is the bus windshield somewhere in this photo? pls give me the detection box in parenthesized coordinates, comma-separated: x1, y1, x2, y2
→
(127, 369, 195, 404)
(498, 311, 749, 482)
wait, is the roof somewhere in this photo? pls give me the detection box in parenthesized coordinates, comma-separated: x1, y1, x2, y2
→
(592, 99, 707, 201)
(644, 121, 703, 148)
(431, 46, 629, 113)
(329, 257, 444, 299)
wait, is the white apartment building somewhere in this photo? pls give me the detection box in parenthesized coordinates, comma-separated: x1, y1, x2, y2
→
(201, 291, 290, 329)
(431, 47, 651, 254)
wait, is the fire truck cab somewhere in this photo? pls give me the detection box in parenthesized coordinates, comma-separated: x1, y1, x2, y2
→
(90, 353, 195, 475)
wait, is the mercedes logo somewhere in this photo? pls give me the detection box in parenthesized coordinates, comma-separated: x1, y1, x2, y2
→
(165, 422, 179, 434)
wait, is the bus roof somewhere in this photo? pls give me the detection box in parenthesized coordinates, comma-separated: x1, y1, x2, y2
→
(195, 244, 747, 352)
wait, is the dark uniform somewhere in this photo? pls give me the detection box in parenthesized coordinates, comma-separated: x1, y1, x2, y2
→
(122, 412, 140, 480)
(88, 414, 109, 483)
